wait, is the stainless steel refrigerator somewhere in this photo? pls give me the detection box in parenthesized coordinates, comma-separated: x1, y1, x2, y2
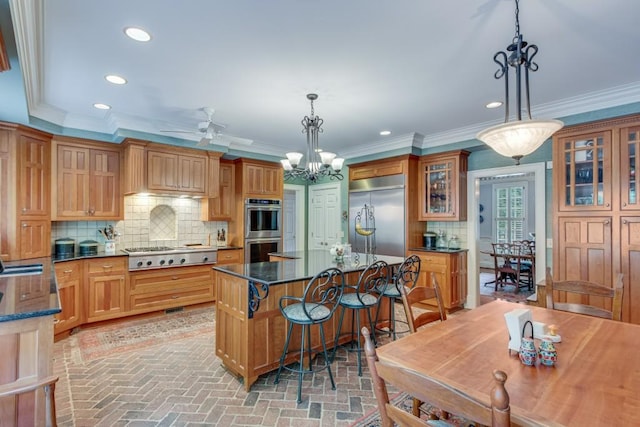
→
(348, 174, 405, 257)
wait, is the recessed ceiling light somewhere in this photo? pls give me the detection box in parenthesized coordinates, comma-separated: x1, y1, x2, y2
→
(380, 130, 392, 136)
(124, 27, 151, 42)
(105, 74, 127, 85)
(485, 101, 503, 109)
(93, 103, 111, 110)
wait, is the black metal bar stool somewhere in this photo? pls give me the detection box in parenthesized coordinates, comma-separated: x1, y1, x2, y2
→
(331, 260, 390, 376)
(274, 267, 345, 403)
(373, 254, 421, 340)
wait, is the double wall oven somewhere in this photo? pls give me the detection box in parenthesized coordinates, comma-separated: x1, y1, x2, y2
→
(244, 198, 282, 263)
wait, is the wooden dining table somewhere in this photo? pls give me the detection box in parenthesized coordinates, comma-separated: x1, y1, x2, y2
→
(375, 300, 640, 426)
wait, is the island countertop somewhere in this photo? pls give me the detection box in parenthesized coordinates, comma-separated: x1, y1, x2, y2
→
(213, 250, 405, 285)
(0, 257, 61, 323)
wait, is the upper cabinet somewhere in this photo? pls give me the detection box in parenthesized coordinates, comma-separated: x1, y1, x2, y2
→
(202, 159, 235, 221)
(619, 125, 640, 211)
(418, 150, 469, 221)
(0, 27, 10, 72)
(238, 159, 283, 199)
(349, 158, 405, 180)
(147, 150, 207, 195)
(0, 123, 51, 260)
(554, 130, 612, 211)
(122, 139, 221, 198)
(52, 136, 122, 220)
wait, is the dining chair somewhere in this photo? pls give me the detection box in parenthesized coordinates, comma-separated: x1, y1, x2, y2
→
(399, 272, 447, 417)
(362, 327, 511, 427)
(332, 260, 390, 376)
(374, 254, 421, 341)
(545, 267, 624, 321)
(274, 267, 345, 403)
(0, 375, 59, 427)
(491, 242, 532, 292)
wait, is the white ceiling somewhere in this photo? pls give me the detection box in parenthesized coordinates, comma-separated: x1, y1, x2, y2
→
(8, 0, 640, 159)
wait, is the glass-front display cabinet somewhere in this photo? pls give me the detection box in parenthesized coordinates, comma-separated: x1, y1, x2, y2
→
(418, 150, 469, 221)
(556, 131, 612, 211)
(620, 126, 640, 210)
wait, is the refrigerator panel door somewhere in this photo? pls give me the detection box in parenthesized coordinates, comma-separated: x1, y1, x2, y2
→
(371, 188, 405, 257)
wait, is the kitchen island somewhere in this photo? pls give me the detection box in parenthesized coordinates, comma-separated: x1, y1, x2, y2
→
(0, 258, 61, 425)
(213, 250, 405, 390)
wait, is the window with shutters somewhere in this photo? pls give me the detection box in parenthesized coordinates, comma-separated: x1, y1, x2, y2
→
(492, 181, 528, 243)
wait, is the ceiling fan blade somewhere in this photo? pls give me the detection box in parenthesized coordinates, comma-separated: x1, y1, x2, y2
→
(196, 137, 211, 147)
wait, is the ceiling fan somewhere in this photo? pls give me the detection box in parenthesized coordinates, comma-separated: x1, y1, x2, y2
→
(160, 107, 253, 147)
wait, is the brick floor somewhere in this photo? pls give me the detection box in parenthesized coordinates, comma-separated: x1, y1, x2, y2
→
(52, 305, 413, 426)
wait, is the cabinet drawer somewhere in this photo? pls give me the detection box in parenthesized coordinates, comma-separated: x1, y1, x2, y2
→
(54, 260, 82, 281)
(85, 257, 126, 275)
(410, 253, 448, 266)
(217, 249, 243, 265)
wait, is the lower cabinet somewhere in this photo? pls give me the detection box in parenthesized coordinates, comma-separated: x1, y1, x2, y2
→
(85, 257, 127, 322)
(54, 260, 83, 334)
(213, 248, 244, 301)
(407, 250, 468, 312)
(129, 265, 214, 314)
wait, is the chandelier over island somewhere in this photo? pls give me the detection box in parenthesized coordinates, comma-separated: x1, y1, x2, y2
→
(281, 93, 345, 182)
(476, 0, 563, 165)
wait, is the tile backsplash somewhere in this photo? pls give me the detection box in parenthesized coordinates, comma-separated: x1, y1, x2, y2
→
(425, 221, 468, 249)
(51, 195, 227, 252)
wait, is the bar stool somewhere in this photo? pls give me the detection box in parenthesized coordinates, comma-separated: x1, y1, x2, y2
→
(274, 267, 345, 403)
(331, 260, 390, 376)
(374, 254, 421, 340)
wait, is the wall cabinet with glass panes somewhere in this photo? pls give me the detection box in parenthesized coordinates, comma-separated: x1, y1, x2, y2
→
(552, 113, 640, 324)
(418, 150, 469, 221)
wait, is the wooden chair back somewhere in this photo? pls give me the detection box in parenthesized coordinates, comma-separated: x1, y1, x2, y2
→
(362, 327, 511, 427)
(0, 375, 59, 426)
(400, 272, 446, 334)
(545, 267, 624, 321)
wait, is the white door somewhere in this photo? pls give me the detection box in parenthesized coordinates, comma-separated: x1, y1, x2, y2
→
(308, 183, 341, 250)
(283, 189, 296, 251)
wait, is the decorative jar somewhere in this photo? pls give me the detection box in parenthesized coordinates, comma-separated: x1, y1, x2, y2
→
(538, 338, 557, 366)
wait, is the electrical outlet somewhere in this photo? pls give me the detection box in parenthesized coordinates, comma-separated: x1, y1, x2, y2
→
(546, 160, 553, 169)
(546, 238, 553, 248)
(339, 231, 345, 238)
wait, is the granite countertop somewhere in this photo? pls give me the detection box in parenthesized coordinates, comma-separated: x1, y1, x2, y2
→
(217, 246, 243, 250)
(0, 257, 61, 323)
(214, 250, 406, 286)
(408, 247, 468, 253)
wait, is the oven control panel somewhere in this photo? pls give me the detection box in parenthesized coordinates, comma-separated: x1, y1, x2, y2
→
(127, 250, 218, 271)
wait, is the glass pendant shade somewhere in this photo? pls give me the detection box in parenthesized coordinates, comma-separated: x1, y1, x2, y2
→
(319, 151, 336, 165)
(331, 157, 345, 171)
(280, 159, 293, 171)
(285, 152, 303, 168)
(476, 119, 564, 162)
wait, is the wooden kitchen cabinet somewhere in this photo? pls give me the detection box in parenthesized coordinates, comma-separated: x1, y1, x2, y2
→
(407, 250, 467, 312)
(552, 114, 640, 323)
(147, 150, 207, 195)
(128, 265, 214, 314)
(202, 160, 235, 220)
(349, 157, 406, 180)
(54, 260, 83, 335)
(0, 123, 51, 260)
(238, 159, 283, 199)
(212, 248, 244, 301)
(418, 150, 469, 221)
(52, 137, 122, 220)
(85, 257, 127, 322)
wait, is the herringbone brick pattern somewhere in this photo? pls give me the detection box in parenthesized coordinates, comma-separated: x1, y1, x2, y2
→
(52, 306, 410, 426)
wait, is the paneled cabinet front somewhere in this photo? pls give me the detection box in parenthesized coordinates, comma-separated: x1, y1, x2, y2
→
(128, 265, 214, 314)
(407, 250, 467, 312)
(53, 138, 122, 220)
(202, 160, 235, 220)
(240, 160, 283, 199)
(0, 123, 51, 260)
(147, 150, 207, 195)
(54, 260, 83, 335)
(85, 257, 127, 322)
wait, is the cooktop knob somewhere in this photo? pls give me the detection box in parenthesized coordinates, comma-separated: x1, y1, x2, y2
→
(202, 256, 209, 262)
(168, 259, 174, 265)
(137, 261, 143, 267)
(146, 260, 153, 266)
(159, 259, 166, 265)
(180, 258, 186, 264)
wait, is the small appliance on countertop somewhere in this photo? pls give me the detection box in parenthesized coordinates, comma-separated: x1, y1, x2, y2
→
(423, 232, 437, 249)
(79, 240, 99, 256)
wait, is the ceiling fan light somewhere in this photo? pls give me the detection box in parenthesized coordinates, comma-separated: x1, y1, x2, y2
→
(477, 119, 564, 161)
(319, 151, 336, 165)
(331, 157, 345, 172)
(286, 152, 303, 168)
(280, 159, 293, 171)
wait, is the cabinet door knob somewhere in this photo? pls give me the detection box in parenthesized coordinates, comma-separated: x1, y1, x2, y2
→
(623, 219, 628, 225)
(63, 269, 73, 274)
(22, 223, 27, 228)
(623, 202, 627, 207)
(606, 203, 610, 207)
(604, 220, 610, 225)
(22, 207, 27, 213)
